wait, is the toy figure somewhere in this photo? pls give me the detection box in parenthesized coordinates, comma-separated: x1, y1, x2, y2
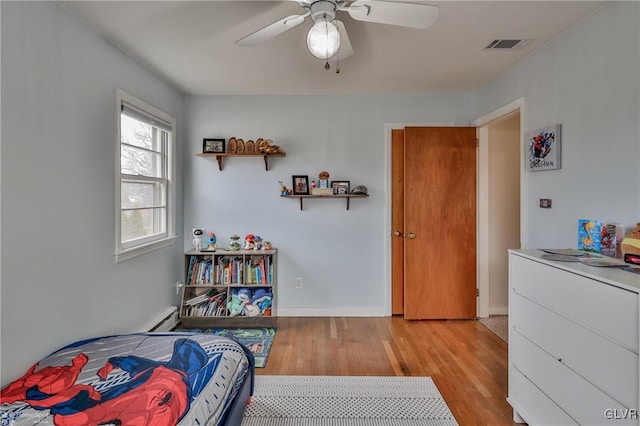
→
(622, 223, 640, 265)
(192, 228, 205, 250)
(244, 234, 256, 250)
(251, 288, 273, 314)
(254, 236, 263, 250)
(263, 241, 272, 250)
(228, 234, 241, 251)
(205, 233, 217, 251)
(318, 171, 330, 189)
(278, 181, 289, 195)
(227, 292, 244, 316)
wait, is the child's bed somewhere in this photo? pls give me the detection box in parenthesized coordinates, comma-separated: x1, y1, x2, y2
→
(0, 332, 254, 426)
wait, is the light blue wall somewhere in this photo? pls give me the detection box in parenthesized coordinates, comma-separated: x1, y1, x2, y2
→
(1, 2, 184, 385)
(473, 2, 640, 248)
(184, 95, 475, 315)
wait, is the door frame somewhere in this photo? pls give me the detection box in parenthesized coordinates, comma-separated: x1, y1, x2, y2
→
(471, 97, 527, 318)
(383, 122, 454, 316)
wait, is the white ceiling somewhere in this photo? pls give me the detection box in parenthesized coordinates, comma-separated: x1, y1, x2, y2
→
(59, 1, 604, 95)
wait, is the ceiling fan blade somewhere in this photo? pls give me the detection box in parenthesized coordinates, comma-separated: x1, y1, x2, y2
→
(345, 1, 439, 29)
(334, 20, 353, 59)
(236, 12, 310, 47)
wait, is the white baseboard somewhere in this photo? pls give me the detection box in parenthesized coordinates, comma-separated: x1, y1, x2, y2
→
(277, 307, 388, 317)
(489, 306, 508, 315)
(137, 306, 179, 332)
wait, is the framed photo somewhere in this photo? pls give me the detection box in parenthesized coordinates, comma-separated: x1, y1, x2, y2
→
(331, 180, 350, 195)
(203, 138, 225, 154)
(292, 175, 310, 195)
(526, 124, 561, 171)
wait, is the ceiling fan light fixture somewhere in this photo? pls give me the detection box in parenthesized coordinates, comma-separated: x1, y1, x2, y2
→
(307, 18, 340, 60)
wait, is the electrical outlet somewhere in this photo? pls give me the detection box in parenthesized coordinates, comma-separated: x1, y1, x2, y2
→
(296, 277, 302, 289)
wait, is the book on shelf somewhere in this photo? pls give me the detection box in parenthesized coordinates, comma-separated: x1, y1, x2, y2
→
(215, 256, 244, 285)
(186, 255, 213, 285)
(183, 288, 227, 317)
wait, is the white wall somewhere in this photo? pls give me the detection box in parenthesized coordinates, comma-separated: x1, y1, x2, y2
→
(474, 2, 640, 249)
(184, 95, 475, 315)
(1, 2, 184, 385)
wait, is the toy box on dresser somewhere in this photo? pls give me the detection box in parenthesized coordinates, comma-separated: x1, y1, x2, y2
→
(180, 248, 276, 328)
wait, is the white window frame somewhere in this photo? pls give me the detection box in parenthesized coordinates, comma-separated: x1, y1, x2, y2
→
(115, 89, 176, 263)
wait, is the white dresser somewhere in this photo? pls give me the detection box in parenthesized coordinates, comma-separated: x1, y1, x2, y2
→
(508, 250, 640, 425)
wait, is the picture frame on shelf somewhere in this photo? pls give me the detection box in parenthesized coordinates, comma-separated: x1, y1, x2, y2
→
(292, 175, 310, 195)
(203, 138, 225, 154)
(331, 180, 350, 195)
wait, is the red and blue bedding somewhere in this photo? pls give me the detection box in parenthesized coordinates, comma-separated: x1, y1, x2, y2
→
(1, 332, 253, 426)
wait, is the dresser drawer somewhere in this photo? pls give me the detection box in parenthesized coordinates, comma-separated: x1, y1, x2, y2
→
(510, 254, 638, 350)
(511, 331, 637, 425)
(511, 292, 638, 408)
(509, 366, 578, 426)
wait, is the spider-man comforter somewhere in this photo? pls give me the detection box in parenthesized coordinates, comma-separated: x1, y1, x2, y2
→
(0, 332, 253, 426)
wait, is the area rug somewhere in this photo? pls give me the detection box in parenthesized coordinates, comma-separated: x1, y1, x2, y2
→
(242, 375, 459, 425)
(183, 328, 275, 368)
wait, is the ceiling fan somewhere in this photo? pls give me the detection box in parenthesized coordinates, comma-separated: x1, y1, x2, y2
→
(236, 0, 439, 64)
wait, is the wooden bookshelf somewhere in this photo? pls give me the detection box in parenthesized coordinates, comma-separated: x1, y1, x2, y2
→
(179, 249, 276, 327)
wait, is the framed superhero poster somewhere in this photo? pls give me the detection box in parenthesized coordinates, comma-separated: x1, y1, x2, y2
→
(526, 124, 561, 171)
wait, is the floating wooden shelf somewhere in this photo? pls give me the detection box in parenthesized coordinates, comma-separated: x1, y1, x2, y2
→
(196, 153, 285, 171)
(281, 194, 369, 210)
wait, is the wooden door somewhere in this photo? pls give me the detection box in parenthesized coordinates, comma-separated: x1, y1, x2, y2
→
(403, 127, 477, 319)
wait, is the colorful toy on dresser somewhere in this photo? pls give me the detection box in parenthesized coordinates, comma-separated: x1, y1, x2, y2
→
(577, 219, 625, 257)
(621, 223, 640, 265)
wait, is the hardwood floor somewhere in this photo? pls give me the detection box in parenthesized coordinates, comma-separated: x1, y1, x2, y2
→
(260, 316, 518, 425)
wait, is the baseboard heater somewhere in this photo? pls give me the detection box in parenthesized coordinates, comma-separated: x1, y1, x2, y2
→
(137, 306, 179, 332)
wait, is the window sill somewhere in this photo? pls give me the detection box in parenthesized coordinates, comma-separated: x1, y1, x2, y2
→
(115, 235, 177, 263)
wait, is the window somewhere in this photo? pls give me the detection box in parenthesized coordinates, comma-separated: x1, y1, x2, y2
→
(115, 90, 176, 262)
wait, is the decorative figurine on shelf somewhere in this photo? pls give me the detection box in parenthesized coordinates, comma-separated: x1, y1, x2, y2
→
(311, 180, 317, 191)
(278, 181, 289, 195)
(229, 233, 241, 251)
(244, 234, 256, 250)
(254, 236, 263, 251)
(256, 138, 285, 155)
(318, 171, 330, 189)
(204, 232, 217, 251)
(263, 241, 273, 250)
(192, 228, 205, 250)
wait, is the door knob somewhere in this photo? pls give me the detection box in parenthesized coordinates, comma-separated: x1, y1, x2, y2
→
(407, 232, 416, 239)
(394, 231, 403, 237)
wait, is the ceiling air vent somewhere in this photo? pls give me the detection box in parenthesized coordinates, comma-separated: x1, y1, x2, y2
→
(483, 39, 533, 50)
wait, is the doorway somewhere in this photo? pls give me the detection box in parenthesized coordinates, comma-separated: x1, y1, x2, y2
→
(473, 99, 525, 318)
(480, 113, 521, 315)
